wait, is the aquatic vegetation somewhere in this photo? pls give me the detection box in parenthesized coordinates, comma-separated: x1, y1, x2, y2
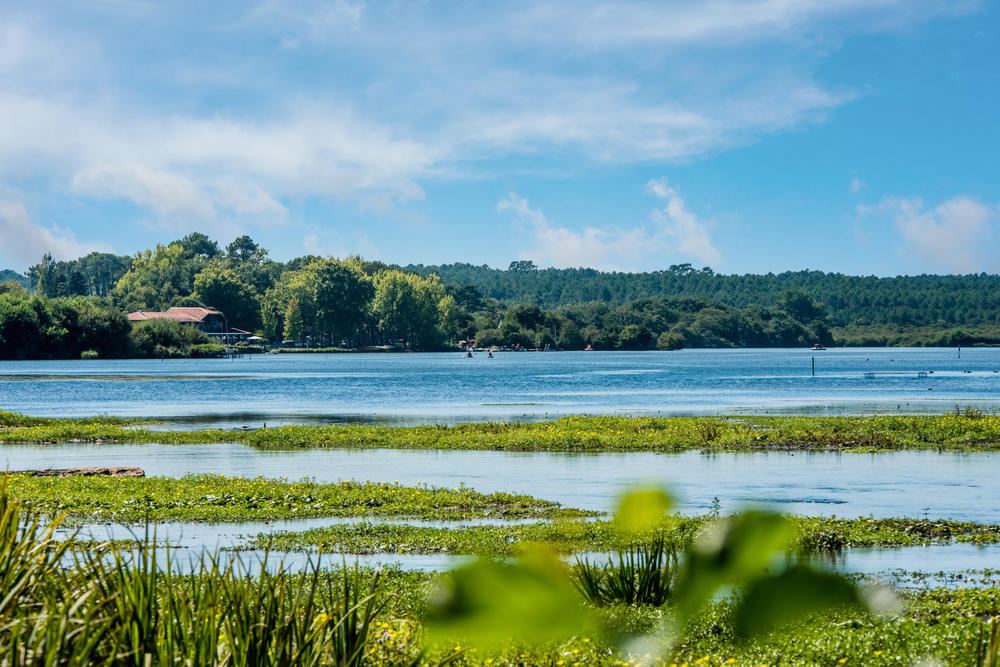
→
(3, 473, 591, 524)
(0, 497, 435, 664)
(240, 516, 1000, 555)
(4, 412, 1000, 451)
(572, 537, 679, 607)
(0, 410, 142, 428)
(0, 477, 998, 664)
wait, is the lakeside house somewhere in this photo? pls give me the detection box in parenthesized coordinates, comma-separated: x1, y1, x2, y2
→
(126, 306, 250, 344)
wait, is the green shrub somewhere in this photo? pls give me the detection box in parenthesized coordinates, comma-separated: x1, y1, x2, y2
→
(129, 319, 209, 357)
(188, 343, 226, 358)
(657, 331, 685, 350)
(80, 349, 99, 360)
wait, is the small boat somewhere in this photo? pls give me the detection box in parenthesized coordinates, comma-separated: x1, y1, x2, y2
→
(810, 343, 826, 351)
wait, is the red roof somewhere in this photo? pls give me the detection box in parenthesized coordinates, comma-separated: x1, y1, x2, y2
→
(127, 307, 223, 323)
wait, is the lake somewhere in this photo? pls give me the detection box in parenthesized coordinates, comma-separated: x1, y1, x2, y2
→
(2, 347, 999, 425)
(4, 347, 998, 581)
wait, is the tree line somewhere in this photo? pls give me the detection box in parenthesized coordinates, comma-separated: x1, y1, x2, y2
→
(403, 262, 1000, 328)
(1, 237, 998, 359)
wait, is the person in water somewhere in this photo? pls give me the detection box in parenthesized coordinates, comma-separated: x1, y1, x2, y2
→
(488, 351, 494, 358)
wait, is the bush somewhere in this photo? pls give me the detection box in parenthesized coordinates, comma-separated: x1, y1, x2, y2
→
(657, 331, 685, 351)
(188, 343, 227, 358)
(129, 319, 210, 357)
(80, 349, 99, 360)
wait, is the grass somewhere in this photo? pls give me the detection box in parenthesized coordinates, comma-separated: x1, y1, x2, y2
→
(0, 478, 441, 665)
(5, 412, 1000, 451)
(3, 473, 592, 524)
(240, 515, 1000, 555)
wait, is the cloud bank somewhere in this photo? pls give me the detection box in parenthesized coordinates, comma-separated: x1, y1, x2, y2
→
(499, 179, 719, 270)
(861, 195, 999, 273)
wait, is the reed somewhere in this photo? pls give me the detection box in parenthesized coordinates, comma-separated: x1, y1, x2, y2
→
(571, 537, 679, 607)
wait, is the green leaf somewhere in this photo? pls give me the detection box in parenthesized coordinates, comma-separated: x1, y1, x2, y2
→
(673, 511, 795, 622)
(733, 564, 863, 637)
(614, 487, 673, 536)
(425, 551, 596, 651)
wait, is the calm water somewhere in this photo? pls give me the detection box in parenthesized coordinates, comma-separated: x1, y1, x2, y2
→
(5, 444, 996, 522)
(6, 348, 999, 579)
(2, 348, 1000, 425)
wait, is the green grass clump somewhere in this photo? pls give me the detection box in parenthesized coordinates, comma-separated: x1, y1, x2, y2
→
(4, 473, 591, 524)
(4, 413, 1000, 451)
(0, 410, 142, 428)
(241, 516, 1000, 555)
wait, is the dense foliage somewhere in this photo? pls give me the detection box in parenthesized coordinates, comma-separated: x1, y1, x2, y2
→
(405, 261, 1000, 328)
(3, 235, 999, 356)
(0, 282, 222, 360)
(0, 283, 131, 359)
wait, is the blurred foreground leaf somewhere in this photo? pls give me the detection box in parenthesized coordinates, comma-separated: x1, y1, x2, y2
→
(674, 511, 795, 622)
(733, 564, 863, 637)
(425, 551, 597, 651)
(615, 487, 673, 536)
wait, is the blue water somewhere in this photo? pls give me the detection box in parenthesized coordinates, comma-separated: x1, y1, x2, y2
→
(5, 347, 1000, 579)
(2, 348, 998, 424)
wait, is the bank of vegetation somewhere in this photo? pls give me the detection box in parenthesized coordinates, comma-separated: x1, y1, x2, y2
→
(3, 481, 998, 665)
(243, 515, 1000, 556)
(4, 473, 586, 524)
(3, 234, 1000, 359)
(4, 412, 1000, 452)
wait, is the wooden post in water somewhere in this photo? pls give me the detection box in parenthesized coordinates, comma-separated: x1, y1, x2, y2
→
(812, 356, 815, 377)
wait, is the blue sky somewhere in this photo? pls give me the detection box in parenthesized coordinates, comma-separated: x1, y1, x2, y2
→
(1, 0, 998, 276)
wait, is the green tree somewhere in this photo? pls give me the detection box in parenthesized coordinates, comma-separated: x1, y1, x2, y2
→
(193, 265, 261, 331)
(371, 270, 449, 349)
(226, 235, 266, 263)
(179, 232, 221, 260)
(29, 254, 59, 298)
(112, 243, 205, 311)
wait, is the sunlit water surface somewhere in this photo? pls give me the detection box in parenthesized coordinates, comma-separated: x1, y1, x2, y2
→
(2, 348, 999, 425)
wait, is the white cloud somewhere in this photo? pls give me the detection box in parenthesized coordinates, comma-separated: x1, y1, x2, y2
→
(499, 181, 720, 270)
(0, 91, 434, 231)
(0, 194, 109, 269)
(850, 177, 865, 193)
(861, 195, 998, 273)
(72, 163, 215, 221)
(646, 179, 721, 265)
(0, 0, 980, 246)
(498, 194, 645, 269)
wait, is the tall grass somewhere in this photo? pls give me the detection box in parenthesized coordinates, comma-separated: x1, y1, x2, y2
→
(571, 537, 678, 607)
(0, 480, 437, 666)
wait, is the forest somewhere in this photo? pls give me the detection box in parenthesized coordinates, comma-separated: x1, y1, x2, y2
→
(0, 234, 998, 359)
